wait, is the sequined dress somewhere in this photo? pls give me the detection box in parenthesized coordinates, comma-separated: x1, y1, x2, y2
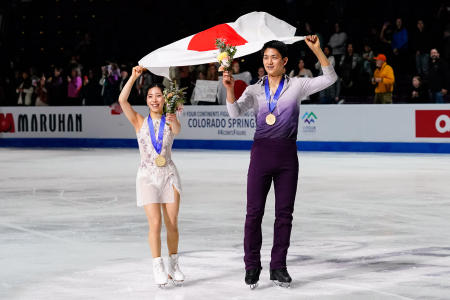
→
(136, 116, 182, 206)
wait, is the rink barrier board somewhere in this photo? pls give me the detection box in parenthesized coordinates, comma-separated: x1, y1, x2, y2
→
(1, 138, 450, 153)
(1, 105, 450, 153)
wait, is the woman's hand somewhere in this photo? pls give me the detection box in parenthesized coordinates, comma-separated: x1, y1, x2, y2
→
(131, 66, 144, 80)
(166, 113, 177, 123)
(222, 70, 235, 90)
(305, 35, 321, 51)
(166, 113, 181, 135)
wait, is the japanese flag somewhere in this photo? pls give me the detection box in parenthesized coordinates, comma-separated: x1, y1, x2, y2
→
(139, 11, 305, 78)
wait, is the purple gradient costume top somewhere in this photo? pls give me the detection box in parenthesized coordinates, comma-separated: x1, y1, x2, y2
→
(226, 65, 337, 140)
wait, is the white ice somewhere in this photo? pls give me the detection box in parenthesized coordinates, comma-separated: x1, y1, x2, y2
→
(1, 148, 450, 300)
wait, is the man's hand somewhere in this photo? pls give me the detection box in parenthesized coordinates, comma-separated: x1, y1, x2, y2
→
(223, 71, 235, 90)
(304, 35, 320, 51)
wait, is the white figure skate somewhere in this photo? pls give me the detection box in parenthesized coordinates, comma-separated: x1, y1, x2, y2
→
(168, 254, 185, 286)
(153, 257, 168, 288)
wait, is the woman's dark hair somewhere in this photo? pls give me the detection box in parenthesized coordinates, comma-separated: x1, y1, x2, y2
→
(146, 83, 165, 95)
(413, 75, 422, 84)
(71, 68, 81, 77)
(261, 40, 288, 58)
(323, 45, 333, 55)
(146, 83, 167, 113)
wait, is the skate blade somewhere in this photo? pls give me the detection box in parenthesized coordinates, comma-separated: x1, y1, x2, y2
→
(157, 283, 168, 289)
(248, 283, 258, 289)
(170, 279, 184, 287)
(272, 280, 290, 288)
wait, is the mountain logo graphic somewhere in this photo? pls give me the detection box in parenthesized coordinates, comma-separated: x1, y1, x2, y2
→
(301, 112, 317, 124)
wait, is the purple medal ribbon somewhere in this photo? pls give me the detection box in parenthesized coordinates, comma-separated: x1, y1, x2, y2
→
(148, 115, 166, 154)
(264, 76, 285, 113)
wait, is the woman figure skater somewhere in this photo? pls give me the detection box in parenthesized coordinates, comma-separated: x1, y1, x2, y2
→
(118, 66, 184, 287)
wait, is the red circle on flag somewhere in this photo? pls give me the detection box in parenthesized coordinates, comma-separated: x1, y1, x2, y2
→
(188, 24, 248, 52)
(234, 80, 248, 99)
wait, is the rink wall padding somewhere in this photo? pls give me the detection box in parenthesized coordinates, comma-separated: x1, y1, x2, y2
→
(1, 138, 450, 154)
(1, 105, 450, 153)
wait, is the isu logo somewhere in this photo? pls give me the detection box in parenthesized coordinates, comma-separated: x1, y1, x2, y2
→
(416, 110, 450, 138)
(0, 113, 15, 133)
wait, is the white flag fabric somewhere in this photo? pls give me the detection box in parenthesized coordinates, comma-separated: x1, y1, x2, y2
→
(139, 11, 305, 78)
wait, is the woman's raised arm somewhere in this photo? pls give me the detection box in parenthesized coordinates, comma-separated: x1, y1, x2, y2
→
(118, 66, 145, 132)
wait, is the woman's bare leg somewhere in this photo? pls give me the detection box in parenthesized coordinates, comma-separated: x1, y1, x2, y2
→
(144, 203, 162, 258)
(162, 186, 181, 255)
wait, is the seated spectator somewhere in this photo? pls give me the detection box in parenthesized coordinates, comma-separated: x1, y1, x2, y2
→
(289, 58, 314, 102)
(231, 60, 252, 83)
(16, 70, 34, 106)
(217, 60, 251, 104)
(289, 58, 313, 78)
(206, 63, 218, 81)
(412, 19, 431, 77)
(81, 69, 102, 105)
(427, 48, 449, 103)
(392, 18, 408, 54)
(379, 21, 394, 56)
(372, 54, 395, 104)
(300, 21, 325, 68)
(100, 63, 121, 105)
(0, 77, 6, 105)
(250, 67, 265, 84)
(391, 17, 409, 79)
(361, 43, 375, 76)
(197, 71, 206, 80)
(315, 45, 336, 72)
(67, 68, 82, 106)
(35, 74, 48, 106)
(177, 66, 195, 104)
(339, 43, 362, 96)
(328, 22, 347, 65)
(315, 46, 340, 104)
(119, 69, 129, 92)
(47, 67, 66, 106)
(410, 75, 429, 103)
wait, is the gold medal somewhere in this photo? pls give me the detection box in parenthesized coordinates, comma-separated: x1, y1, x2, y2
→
(266, 113, 276, 125)
(155, 155, 166, 167)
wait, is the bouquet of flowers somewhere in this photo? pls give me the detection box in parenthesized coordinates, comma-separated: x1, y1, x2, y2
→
(215, 38, 237, 72)
(163, 83, 186, 115)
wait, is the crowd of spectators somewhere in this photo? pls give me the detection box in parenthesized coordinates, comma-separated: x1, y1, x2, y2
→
(2, 2, 450, 106)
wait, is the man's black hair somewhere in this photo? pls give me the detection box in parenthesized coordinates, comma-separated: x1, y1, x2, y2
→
(261, 40, 288, 58)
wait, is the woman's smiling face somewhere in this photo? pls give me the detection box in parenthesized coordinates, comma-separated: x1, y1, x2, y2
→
(147, 87, 165, 114)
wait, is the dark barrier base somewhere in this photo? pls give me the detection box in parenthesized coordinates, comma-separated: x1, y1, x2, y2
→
(1, 138, 450, 154)
(0, 138, 138, 148)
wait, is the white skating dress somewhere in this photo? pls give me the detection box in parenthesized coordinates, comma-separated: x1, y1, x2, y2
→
(136, 116, 182, 206)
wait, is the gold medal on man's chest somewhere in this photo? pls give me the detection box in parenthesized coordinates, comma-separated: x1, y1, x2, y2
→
(155, 155, 166, 167)
(266, 113, 276, 125)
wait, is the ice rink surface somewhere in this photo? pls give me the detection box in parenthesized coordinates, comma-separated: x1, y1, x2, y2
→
(1, 148, 450, 300)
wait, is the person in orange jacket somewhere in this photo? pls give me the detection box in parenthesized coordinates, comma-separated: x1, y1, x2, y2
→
(371, 54, 395, 103)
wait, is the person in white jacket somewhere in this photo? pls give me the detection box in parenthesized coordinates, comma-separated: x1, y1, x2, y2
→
(328, 22, 347, 63)
(16, 71, 34, 106)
